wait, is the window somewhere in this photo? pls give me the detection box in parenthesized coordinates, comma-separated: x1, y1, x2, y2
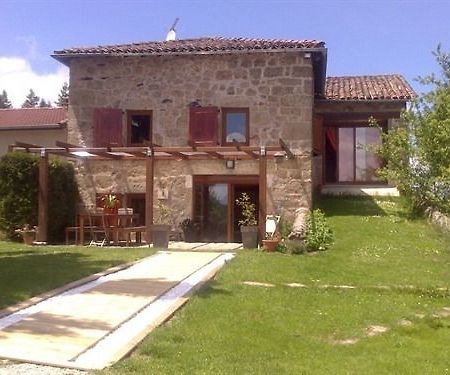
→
(222, 108, 249, 145)
(127, 110, 152, 146)
(324, 125, 383, 183)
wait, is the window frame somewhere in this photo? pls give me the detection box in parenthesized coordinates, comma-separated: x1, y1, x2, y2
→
(221, 108, 250, 146)
(323, 121, 388, 185)
(126, 110, 152, 146)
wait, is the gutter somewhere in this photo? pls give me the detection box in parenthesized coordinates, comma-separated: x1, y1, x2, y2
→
(51, 47, 328, 65)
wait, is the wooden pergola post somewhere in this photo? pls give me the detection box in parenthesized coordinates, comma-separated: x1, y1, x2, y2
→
(37, 149, 49, 243)
(145, 148, 154, 244)
(258, 146, 267, 245)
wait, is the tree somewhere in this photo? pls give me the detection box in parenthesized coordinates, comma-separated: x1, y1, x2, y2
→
(376, 45, 450, 214)
(22, 89, 40, 108)
(39, 98, 52, 108)
(0, 90, 12, 108)
(55, 82, 69, 107)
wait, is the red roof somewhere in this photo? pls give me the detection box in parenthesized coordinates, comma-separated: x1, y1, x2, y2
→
(53, 37, 325, 57)
(325, 74, 416, 101)
(0, 108, 67, 129)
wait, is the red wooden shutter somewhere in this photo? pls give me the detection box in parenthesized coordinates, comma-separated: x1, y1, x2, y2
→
(94, 108, 123, 147)
(189, 106, 218, 145)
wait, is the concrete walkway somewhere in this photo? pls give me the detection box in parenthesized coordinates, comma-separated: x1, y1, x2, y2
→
(0, 251, 233, 370)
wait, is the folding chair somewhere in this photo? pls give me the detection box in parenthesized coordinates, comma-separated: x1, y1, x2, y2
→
(88, 209, 110, 247)
(265, 215, 281, 240)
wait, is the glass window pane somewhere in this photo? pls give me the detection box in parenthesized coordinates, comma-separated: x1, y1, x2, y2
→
(338, 128, 354, 182)
(355, 127, 382, 182)
(225, 112, 247, 143)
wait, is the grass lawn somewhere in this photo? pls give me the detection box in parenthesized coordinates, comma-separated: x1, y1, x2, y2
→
(0, 242, 155, 310)
(104, 197, 450, 375)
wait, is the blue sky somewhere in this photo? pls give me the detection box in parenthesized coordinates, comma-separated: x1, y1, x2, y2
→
(0, 0, 449, 106)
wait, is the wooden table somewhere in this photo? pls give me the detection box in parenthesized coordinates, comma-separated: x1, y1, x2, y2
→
(77, 212, 138, 245)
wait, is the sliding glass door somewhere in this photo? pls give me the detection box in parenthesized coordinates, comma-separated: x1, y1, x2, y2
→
(325, 126, 382, 183)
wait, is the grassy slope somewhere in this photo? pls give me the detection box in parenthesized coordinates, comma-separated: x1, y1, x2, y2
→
(0, 242, 155, 309)
(105, 197, 450, 375)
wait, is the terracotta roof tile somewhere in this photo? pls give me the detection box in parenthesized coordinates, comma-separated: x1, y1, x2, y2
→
(325, 75, 416, 101)
(0, 108, 67, 129)
(53, 37, 325, 57)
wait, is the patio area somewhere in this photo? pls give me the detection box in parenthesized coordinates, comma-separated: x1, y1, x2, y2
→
(10, 139, 293, 246)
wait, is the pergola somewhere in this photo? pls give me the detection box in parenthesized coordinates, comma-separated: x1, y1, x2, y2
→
(10, 139, 294, 244)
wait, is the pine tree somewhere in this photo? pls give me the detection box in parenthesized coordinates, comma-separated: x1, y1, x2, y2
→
(0, 90, 12, 108)
(55, 82, 69, 107)
(22, 89, 40, 108)
(39, 98, 52, 108)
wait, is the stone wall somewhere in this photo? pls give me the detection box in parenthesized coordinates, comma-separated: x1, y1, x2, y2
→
(68, 51, 314, 221)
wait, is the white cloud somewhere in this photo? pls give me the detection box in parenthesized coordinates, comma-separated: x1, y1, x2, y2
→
(0, 57, 69, 107)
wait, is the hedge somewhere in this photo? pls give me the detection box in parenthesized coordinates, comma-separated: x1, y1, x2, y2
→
(0, 152, 78, 243)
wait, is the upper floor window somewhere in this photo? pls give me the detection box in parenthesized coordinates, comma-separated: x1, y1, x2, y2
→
(222, 108, 249, 146)
(127, 110, 152, 146)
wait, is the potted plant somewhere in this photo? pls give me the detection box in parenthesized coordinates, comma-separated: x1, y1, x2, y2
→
(262, 232, 281, 252)
(151, 200, 172, 248)
(100, 192, 121, 227)
(235, 192, 258, 248)
(179, 218, 200, 243)
(100, 192, 121, 213)
(15, 224, 37, 246)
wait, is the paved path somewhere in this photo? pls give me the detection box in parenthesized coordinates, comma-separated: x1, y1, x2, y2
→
(0, 251, 233, 370)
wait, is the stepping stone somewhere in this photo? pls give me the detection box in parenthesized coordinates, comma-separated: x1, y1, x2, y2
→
(242, 281, 275, 288)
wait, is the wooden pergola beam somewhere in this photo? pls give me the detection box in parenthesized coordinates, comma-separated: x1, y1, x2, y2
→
(279, 138, 295, 159)
(244, 150, 258, 159)
(15, 141, 43, 150)
(145, 149, 154, 244)
(37, 150, 48, 243)
(206, 151, 224, 159)
(258, 146, 267, 245)
(165, 151, 189, 160)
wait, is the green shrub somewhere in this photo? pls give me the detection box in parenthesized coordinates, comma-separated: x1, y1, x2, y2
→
(0, 153, 38, 239)
(0, 152, 78, 242)
(278, 216, 293, 240)
(284, 239, 306, 255)
(304, 209, 334, 252)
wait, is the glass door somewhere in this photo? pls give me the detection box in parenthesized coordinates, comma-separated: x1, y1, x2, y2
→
(194, 183, 228, 242)
(193, 176, 259, 242)
(337, 127, 382, 183)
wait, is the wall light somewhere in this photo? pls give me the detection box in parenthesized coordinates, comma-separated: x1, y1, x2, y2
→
(225, 159, 235, 169)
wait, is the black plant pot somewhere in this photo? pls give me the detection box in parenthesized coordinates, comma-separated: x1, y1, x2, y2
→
(151, 224, 170, 248)
(183, 230, 198, 243)
(240, 226, 258, 249)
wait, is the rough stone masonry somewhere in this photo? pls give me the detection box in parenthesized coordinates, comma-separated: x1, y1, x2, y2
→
(68, 51, 314, 222)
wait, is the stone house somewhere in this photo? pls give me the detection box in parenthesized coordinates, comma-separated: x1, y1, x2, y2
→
(51, 37, 415, 242)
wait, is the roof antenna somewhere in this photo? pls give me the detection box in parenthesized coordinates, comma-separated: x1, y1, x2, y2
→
(165, 18, 179, 41)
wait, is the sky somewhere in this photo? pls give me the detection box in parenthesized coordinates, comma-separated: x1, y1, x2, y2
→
(0, 0, 449, 107)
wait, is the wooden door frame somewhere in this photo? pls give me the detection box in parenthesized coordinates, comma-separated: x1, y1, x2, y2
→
(192, 175, 259, 242)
